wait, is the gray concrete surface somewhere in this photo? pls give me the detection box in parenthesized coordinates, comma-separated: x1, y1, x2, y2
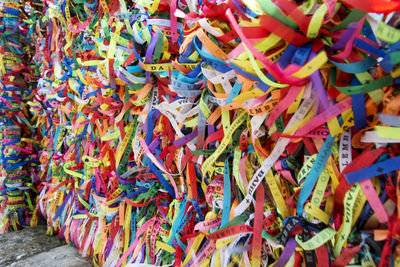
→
(0, 225, 93, 267)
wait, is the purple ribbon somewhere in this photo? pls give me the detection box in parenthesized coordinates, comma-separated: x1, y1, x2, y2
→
(173, 129, 198, 148)
(274, 238, 297, 267)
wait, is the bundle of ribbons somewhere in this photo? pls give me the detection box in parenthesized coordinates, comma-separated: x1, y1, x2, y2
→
(3, 0, 400, 266)
(0, 0, 41, 233)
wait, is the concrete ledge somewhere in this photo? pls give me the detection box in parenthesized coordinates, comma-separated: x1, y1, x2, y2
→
(8, 245, 93, 267)
(0, 225, 92, 267)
